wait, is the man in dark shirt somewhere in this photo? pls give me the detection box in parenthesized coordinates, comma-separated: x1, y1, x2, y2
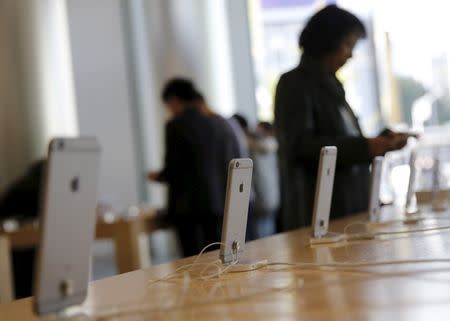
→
(148, 78, 240, 257)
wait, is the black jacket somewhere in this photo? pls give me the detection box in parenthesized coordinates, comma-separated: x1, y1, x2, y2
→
(161, 107, 240, 219)
(274, 55, 371, 230)
(0, 160, 45, 220)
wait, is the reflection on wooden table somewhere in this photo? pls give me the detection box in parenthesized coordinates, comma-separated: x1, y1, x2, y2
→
(3, 209, 450, 320)
(0, 209, 163, 304)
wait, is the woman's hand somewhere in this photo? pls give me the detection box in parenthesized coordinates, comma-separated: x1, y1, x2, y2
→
(391, 133, 409, 150)
(368, 133, 410, 157)
(368, 137, 395, 157)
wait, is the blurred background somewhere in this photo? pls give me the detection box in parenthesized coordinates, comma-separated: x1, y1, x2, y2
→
(1, 0, 450, 281)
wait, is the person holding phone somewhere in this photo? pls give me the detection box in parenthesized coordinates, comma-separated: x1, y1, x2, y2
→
(274, 5, 410, 231)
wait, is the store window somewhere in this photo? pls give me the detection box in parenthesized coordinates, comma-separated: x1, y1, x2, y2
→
(248, 0, 450, 134)
(367, 0, 450, 131)
(248, 0, 380, 135)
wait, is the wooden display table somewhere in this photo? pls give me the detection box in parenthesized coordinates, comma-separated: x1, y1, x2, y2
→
(3, 210, 450, 320)
(0, 210, 162, 303)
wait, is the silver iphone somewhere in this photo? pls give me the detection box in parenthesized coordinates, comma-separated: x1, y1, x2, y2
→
(220, 159, 253, 264)
(311, 146, 337, 238)
(33, 137, 100, 315)
(368, 157, 384, 222)
(405, 151, 417, 212)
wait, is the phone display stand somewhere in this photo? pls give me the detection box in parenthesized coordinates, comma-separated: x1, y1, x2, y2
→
(309, 147, 340, 246)
(368, 157, 384, 223)
(405, 151, 418, 215)
(219, 158, 253, 265)
(220, 240, 268, 272)
(405, 206, 420, 215)
(221, 240, 241, 265)
(38, 306, 93, 321)
(309, 232, 345, 245)
(34, 137, 100, 315)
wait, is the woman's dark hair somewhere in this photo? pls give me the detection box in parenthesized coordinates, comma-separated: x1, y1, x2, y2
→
(161, 77, 203, 102)
(299, 5, 366, 57)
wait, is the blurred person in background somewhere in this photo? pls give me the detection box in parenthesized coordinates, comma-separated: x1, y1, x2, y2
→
(0, 159, 45, 298)
(229, 114, 250, 158)
(249, 121, 280, 238)
(274, 5, 409, 231)
(229, 113, 258, 241)
(148, 78, 240, 257)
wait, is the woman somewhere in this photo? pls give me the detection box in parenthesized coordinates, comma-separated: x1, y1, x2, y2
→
(274, 5, 408, 231)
